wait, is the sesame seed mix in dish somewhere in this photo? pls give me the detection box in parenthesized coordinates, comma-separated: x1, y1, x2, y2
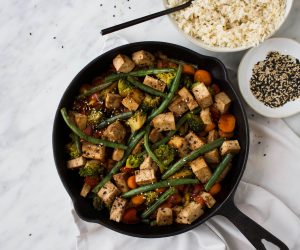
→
(250, 51, 300, 108)
(61, 50, 241, 226)
(167, 0, 286, 48)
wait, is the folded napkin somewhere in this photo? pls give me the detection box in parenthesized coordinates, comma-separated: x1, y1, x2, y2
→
(72, 36, 300, 250)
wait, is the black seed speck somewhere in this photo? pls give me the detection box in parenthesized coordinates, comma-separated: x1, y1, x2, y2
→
(29, 33, 32, 36)
(263, 154, 266, 157)
(129, 6, 131, 9)
(258, 141, 261, 144)
(62, 45, 64, 48)
(29, 233, 32, 236)
(53, 36, 56, 39)
(113, 15, 115, 17)
(100, 3, 103, 6)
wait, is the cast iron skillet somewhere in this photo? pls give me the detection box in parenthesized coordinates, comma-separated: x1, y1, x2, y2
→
(52, 42, 288, 250)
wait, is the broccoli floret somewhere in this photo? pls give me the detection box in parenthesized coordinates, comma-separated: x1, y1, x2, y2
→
(154, 144, 176, 166)
(118, 79, 133, 97)
(79, 160, 104, 177)
(126, 110, 147, 132)
(87, 109, 103, 125)
(93, 195, 104, 211)
(126, 154, 144, 168)
(66, 143, 80, 159)
(186, 113, 204, 133)
(156, 72, 176, 86)
(144, 191, 158, 205)
(182, 75, 193, 89)
(140, 94, 161, 112)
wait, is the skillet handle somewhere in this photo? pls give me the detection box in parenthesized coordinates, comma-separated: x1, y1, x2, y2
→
(216, 198, 288, 250)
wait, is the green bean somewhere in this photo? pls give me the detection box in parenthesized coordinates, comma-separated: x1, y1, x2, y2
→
(127, 76, 167, 98)
(76, 81, 113, 99)
(141, 187, 176, 219)
(104, 68, 176, 83)
(92, 130, 146, 193)
(61, 108, 127, 150)
(204, 154, 233, 191)
(70, 133, 82, 154)
(122, 178, 199, 198)
(144, 125, 166, 173)
(96, 111, 133, 130)
(147, 65, 182, 122)
(162, 138, 225, 179)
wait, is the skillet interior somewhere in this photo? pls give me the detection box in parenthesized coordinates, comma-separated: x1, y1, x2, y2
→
(52, 42, 249, 238)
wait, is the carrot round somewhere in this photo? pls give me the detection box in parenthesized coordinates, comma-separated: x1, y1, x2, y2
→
(131, 195, 145, 206)
(204, 122, 216, 132)
(127, 175, 138, 189)
(218, 130, 234, 139)
(122, 208, 139, 224)
(209, 183, 222, 196)
(218, 114, 236, 133)
(194, 70, 212, 86)
(182, 64, 196, 75)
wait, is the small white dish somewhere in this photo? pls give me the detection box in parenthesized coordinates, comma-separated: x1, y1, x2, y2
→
(238, 38, 300, 118)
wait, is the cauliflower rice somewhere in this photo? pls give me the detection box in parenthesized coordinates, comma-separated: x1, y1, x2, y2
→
(167, 0, 286, 48)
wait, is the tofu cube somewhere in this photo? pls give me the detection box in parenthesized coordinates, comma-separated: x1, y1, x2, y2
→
(207, 130, 219, 143)
(110, 197, 127, 222)
(103, 121, 126, 143)
(156, 207, 173, 226)
(189, 157, 212, 184)
(200, 108, 212, 125)
(149, 128, 163, 143)
(185, 131, 205, 151)
(214, 92, 231, 114)
(132, 50, 155, 66)
(176, 202, 204, 224)
(97, 181, 120, 207)
(112, 148, 125, 161)
(113, 54, 135, 73)
(135, 169, 156, 186)
(220, 140, 241, 156)
(204, 149, 220, 164)
(113, 173, 128, 193)
(67, 156, 87, 169)
(143, 75, 166, 92)
(192, 82, 213, 109)
(152, 112, 176, 131)
(178, 87, 198, 110)
(80, 183, 91, 198)
(105, 93, 122, 109)
(168, 96, 189, 116)
(121, 90, 143, 111)
(73, 112, 87, 130)
(168, 136, 190, 157)
(200, 192, 216, 208)
(140, 156, 158, 172)
(82, 143, 105, 161)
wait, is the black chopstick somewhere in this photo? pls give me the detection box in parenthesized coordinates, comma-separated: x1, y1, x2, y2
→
(101, 1, 193, 36)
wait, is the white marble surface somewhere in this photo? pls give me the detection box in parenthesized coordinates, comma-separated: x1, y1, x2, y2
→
(0, 0, 299, 249)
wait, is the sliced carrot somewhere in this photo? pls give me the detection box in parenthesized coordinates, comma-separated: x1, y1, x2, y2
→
(194, 69, 212, 86)
(218, 114, 236, 133)
(204, 122, 216, 132)
(127, 175, 138, 189)
(122, 208, 139, 224)
(131, 195, 145, 206)
(182, 64, 196, 75)
(155, 187, 167, 194)
(218, 130, 234, 139)
(209, 183, 222, 196)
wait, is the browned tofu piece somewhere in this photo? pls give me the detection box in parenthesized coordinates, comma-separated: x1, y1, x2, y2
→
(105, 93, 122, 109)
(121, 89, 144, 111)
(168, 96, 189, 116)
(214, 92, 231, 114)
(176, 202, 204, 224)
(204, 149, 220, 164)
(168, 136, 190, 157)
(152, 112, 176, 131)
(82, 143, 106, 161)
(73, 112, 87, 130)
(200, 108, 212, 125)
(220, 140, 241, 156)
(113, 173, 129, 193)
(97, 181, 120, 206)
(149, 128, 163, 143)
(112, 148, 125, 161)
(192, 82, 213, 109)
(140, 156, 158, 172)
(143, 75, 166, 92)
(178, 87, 199, 110)
(80, 183, 91, 198)
(113, 54, 135, 73)
(110, 197, 127, 222)
(132, 50, 155, 66)
(189, 157, 212, 184)
(185, 131, 205, 151)
(200, 192, 216, 208)
(207, 130, 219, 143)
(156, 207, 173, 226)
(67, 156, 87, 169)
(103, 121, 126, 143)
(135, 169, 156, 186)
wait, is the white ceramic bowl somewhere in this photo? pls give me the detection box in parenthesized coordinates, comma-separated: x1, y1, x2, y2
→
(163, 0, 294, 52)
(238, 38, 300, 118)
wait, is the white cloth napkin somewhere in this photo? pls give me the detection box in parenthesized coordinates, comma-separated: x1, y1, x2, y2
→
(72, 36, 300, 250)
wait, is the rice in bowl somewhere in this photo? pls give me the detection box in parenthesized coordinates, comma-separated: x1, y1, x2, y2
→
(167, 0, 286, 48)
